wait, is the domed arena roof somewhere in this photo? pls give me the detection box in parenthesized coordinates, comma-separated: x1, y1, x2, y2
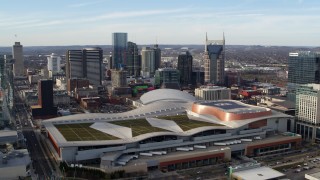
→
(140, 89, 196, 105)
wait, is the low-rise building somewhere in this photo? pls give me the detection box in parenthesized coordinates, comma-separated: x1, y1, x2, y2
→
(195, 85, 231, 100)
(0, 149, 31, 180)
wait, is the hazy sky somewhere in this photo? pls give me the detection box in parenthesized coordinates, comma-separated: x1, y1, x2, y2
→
(0, 0, 319, 46)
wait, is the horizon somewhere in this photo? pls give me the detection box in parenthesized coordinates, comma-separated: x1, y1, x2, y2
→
(0, 44, 320, 48)
(1, 0, 320, 46)
(0, 44, 319, 48)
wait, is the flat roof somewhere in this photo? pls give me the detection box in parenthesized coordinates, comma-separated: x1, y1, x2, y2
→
(306, 171, 320, 179)
(232, 166, 285, 180)
(0, 130, 17, 137)
(0, 149, 31, 168)
(204, 101, 247, 110)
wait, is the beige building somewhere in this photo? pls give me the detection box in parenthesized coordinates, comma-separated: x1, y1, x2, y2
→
(111, 69, 127, 87)
(12, 42, 24, 76)
(195, 85, 230, 100)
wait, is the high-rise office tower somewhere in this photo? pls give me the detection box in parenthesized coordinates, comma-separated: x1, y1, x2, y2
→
(155, 68, 180, 89)
(47, 53, 61, 73)
(178, 50, 193, 87)
(127, 41, 140, 76)
(288, 52, 320, 84)
(31, 79, 57, 118)
(12, 42, 24, 76)
(204, 33, 225, 85)
(295, 84, 320, 141)
(287, 52, 320, 102)
(141, 47, 156, 78)
(112, 33, 127, 69)
(153, 44, 161, 70)
(66, 48, 103, 86)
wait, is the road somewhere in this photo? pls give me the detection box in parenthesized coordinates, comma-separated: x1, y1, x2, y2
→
(14, 81, 56, 179)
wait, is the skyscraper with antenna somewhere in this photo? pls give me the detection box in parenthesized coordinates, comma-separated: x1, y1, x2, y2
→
(204, 33, 225, 85)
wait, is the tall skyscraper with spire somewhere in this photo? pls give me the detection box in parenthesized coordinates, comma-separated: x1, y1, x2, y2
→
(204, 33, 225, 85)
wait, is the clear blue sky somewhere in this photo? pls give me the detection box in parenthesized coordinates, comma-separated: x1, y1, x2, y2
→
(0, 0, 319, 46)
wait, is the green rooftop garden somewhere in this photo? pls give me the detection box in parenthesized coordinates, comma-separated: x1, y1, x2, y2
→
(158, 115, 223, 131)
(110, 119, 168, 137)
(55, 123, 119, 141)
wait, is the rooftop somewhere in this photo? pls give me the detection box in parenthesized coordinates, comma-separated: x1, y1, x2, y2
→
(232, 166, 285, 180)
(55, 123, 119, 141)
(110, 119, 168, 137)
(198, 85, 229, 90)
(158, 115, 223, 131)
(54, 115, 225, 142)
(0, 149, 31, 168)
(201, 101, 247, 110)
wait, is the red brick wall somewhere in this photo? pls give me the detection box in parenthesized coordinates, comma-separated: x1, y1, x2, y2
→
(48, 131, 60, 157)
(245, 138, 302, 156)
(248, 119, 267, 129)
(159, 153, 224, 167)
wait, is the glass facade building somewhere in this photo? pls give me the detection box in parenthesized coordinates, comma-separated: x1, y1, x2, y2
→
(288, 52, 320, 84)
(155, 68, 180, 89)
(177, 50, 193, 87)
(127, 41, 140, 77)
(204, 34, 225, 85)
(112, 33, 127, 69)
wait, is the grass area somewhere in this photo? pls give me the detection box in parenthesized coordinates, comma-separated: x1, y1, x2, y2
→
(110, 119, 167, 137)
(158, 115, 223, 131)
(55, 123, 119, 141)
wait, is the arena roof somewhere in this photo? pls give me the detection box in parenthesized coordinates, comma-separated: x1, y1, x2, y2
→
(203, 101, 247, 110)
(45, 115, 225, 147)
(140, 89, 195, 105)
(42, 91, 292, 147)
(193, 100, 270, 116)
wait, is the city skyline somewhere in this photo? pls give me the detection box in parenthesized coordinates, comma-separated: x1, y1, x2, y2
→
(0, 0, 319, 46)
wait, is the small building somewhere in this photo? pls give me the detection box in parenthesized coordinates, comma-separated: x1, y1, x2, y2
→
(75, 85, 98, 101)
(239, 89, 261, 98)
(261, 86, 281, 95)
(0, 149, 31, 180)
(81, 97, 101, 110)
(54, 93, 70, 106)
(0, 130, 17, 145)
(67, 78, 90, 96)
(111, 69, 127, 88)
(56, 78, 67, 90)
(28, 74, 43, 84)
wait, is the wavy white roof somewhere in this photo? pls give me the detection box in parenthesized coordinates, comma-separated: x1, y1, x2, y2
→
(140, 89, 195, 105)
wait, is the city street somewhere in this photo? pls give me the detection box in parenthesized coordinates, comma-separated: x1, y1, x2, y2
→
(14, 80, 58, 179)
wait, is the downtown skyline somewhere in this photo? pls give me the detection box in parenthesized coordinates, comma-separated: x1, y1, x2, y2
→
(0, 0, 319, 46)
